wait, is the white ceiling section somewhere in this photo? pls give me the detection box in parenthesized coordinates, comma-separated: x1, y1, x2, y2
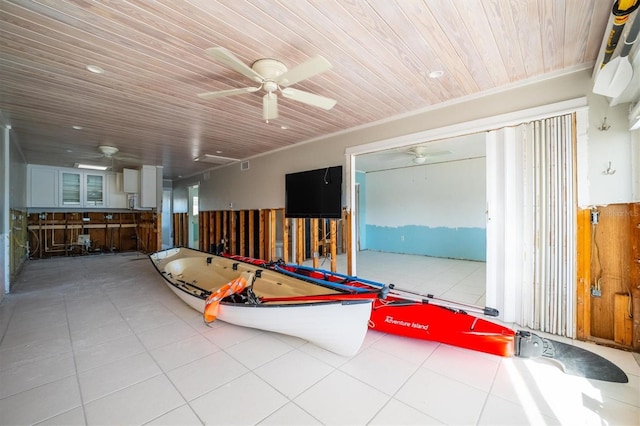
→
(0, 1, 614, 179)
(355, 133, 486, 172)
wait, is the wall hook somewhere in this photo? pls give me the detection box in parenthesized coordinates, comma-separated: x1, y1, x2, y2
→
(603, 161, 616, 175)
(598, 117, 611, 131)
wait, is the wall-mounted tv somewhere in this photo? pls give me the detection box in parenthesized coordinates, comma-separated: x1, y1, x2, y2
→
(285, 165, 343, 219)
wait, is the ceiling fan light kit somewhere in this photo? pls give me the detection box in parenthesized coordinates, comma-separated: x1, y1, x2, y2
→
(263, 92, 278, 121)
(407, 146, 452, 165)
(198, 47, 337, 121)
(98, 145, 119, 157)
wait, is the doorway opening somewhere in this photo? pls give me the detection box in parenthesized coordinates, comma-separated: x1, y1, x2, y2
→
(188, 184, 199, 249)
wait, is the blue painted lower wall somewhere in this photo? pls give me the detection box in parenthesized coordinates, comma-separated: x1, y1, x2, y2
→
(365, 224, 486, 261)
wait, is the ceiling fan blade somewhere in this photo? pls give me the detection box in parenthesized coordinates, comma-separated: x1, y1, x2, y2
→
(410, 147, 451, 157)
(263, 93, 278, 121)
(281, 88, 336, 110)
(277, 55, 332, 87)
(205, 47, 264, 83)
(198, 86, 260, 100)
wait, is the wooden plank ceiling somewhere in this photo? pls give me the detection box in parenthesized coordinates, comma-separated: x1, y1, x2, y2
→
(0, 0, 611, 179)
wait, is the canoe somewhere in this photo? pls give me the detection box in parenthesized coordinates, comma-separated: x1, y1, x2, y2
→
(223, 255, 629, 383)
(149, 248, 377, 356)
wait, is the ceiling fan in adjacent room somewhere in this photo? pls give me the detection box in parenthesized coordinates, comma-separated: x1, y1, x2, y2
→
(406, 146, 451, 164)
(197, 47, 337, 121)
(356, 146, 452, 172)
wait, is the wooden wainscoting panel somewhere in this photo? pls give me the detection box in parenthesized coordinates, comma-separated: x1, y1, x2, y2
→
(345, 210, 353, 275)
(614, 293, 633, 346)
(631, 203, 640, 349)
(248, 211, 255, 257)
(311, 218, 319, 269)
(296, 218, 305, 265)
(589, 204, 634, 343)
(330, 219, 337, 271)
(576, 208, 591, 340)
(199, 211, 207, 251)
(259, 210, 266, 260)
(282, 214, 289, 263)
(269, 209, 277, 261)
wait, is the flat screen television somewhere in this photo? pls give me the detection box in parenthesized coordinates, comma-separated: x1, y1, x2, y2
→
(285, 166, 342, 219)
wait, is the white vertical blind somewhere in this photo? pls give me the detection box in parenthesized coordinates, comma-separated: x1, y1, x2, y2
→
(487, 114, 576, 337)
(528, 114, 575, 336)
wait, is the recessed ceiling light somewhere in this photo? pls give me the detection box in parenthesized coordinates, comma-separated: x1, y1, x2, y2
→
(72, 125, 83, 130)
(280, 126, 289, 130)
(428, 70, 444, 79)
(86, 64, 105, 74)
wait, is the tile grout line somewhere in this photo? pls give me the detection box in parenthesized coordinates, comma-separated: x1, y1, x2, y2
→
(60, 290, 89, 425)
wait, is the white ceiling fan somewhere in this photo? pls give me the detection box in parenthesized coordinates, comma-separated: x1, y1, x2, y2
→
(356, 146, 452, 172)
(76, 145, 140, 170)
(406, 146, 451, 164)
(197, 47, 337, 121)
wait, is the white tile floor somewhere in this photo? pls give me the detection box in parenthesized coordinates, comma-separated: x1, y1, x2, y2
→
(0, 251, 638, 425)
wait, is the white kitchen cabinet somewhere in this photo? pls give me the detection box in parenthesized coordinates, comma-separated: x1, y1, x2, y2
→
(59, 171, 81, 206)
(27, 164, 157, 209)
(106, 173, 127, 208)
(59, 170, 105, 207)
(28, 165, 59, 207)
(123, 168, 140, 193)
(84, 173, 105, 206)
(140, 165, 157, 208)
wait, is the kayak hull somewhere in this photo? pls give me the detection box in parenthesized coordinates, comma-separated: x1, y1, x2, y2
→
(368, 300, 515, 357)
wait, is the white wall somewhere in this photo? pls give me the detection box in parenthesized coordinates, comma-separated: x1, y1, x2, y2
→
(1, 125, 8, 298)
(10, 142, 27, 211)
(581, 93, 636, 206)
(366, 158, 486, 228)
(1, 123, 28, 296)
(364, 157, 486, 260)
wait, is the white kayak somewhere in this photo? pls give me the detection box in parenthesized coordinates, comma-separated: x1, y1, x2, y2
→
(149, 247, 376, 356)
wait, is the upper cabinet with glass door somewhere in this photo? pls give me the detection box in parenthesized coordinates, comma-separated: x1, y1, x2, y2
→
(61, 171, 82, 206)
(85, 173, 105, 206)
(59, 170, 105, 207)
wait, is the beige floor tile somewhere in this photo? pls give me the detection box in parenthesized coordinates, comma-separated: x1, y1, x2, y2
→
(0, 376, 82, 426)
(83, 375, 185, 425)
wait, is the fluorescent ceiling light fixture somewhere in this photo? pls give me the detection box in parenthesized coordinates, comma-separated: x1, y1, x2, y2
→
(76, 163, 109, 170)
(86, 64, 105, 74)
(194, 154, 240, 165)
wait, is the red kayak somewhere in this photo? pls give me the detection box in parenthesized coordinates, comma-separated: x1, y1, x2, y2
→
(223, 254, 526, 357)
(220, 254, 629, 382)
